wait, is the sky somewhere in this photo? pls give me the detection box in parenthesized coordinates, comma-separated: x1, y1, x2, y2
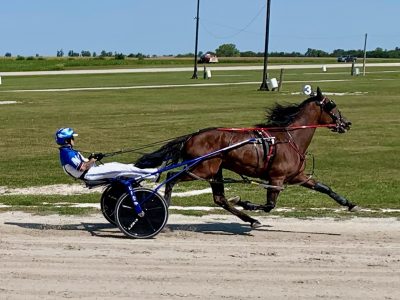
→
(0, 0, 399, 57)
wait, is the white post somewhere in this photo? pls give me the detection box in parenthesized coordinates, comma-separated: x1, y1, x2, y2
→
(322, 65, 327, 72)
(206, 68, 212, 79)
(267, 78, 278, 91)
(0, 76, 2, 85)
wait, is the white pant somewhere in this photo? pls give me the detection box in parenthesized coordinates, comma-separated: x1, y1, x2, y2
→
(84, 162, 158, 181)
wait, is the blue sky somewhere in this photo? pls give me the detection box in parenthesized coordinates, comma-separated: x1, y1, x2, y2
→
(0, 0, 399, 56)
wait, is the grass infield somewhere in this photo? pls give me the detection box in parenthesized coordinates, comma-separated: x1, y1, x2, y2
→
(0, 62, 399, 217)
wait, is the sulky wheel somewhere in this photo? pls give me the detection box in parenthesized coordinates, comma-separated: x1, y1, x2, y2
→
(100, 183, 126, 226)
(115, 187, 168, 239)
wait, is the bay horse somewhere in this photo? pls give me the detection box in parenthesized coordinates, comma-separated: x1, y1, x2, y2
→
(136, 87, 356, 228)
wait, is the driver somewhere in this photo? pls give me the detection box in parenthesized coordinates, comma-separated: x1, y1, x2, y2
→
(55, 127, 158, 182)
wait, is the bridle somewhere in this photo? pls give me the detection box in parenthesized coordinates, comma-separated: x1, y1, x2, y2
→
(318, 96, 339, 121)
(317, 97, 349, 133)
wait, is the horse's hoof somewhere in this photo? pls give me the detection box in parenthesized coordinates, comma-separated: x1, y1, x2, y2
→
(349, 205, 360, 212)
(263, 205, 274, 213)
(228, 196, 241, 205)
(251, 220, 262, 229)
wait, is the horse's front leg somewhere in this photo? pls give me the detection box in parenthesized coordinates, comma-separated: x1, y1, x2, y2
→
(295, 176, 358, 211)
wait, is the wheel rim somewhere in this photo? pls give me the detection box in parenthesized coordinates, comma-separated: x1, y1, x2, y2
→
(116, 188, 168, 239)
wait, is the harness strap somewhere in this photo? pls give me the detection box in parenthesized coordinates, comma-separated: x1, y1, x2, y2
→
(254, 130, 268, 160)
(254, 129, 276, 174)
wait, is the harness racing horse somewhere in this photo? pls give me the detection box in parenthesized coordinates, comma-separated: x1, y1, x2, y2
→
(136, 87, 357, 228)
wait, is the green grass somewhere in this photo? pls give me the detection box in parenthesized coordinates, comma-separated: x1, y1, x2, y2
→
(0, 62, 399, 217)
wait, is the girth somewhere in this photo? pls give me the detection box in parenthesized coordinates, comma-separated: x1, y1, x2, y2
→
(253, 129, 276, 174)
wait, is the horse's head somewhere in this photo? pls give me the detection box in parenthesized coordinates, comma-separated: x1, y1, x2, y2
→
(314, 87, 352, 133)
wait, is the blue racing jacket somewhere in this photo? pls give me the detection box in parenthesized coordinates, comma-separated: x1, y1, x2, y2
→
(59, 145, 86, 179)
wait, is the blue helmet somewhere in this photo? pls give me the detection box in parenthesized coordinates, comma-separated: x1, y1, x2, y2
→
(55, 127, 78, 145)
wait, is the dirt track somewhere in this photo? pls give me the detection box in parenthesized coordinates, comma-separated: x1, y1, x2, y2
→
(0, 212, 399, 300)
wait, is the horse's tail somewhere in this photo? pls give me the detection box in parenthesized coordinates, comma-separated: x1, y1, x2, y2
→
(135, 135, 190, 168)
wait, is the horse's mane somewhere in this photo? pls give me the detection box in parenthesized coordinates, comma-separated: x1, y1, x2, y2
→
(255, 97, 316, 127)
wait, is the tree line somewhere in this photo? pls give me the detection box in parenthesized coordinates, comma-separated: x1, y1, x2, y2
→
(56, 49, 149, 59)
(3, 44, 400, 59)
(211, 44, 400, 58)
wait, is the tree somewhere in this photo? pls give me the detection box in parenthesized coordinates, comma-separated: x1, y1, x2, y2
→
(215, 43, 240, 57)
(100, 50, 113, 57)
(81, 50, 91, 57)
(332, 49, 346, 57)
(114, 52, 125, 59)
(68, 50, 79, 57)
(5, 52, 12, 57)
(56, 49, 64, 57)
(305, 48, 329, 57)
(240, 50, 258, 57)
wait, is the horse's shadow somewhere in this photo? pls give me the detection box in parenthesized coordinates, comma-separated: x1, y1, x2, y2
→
(166, 223, 340, 236)
(166, 222, 261, 236)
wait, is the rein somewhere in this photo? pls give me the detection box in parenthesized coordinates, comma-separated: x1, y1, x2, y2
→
(219, 124, 336, 132)
(80, 135, 189, 159)
(83, 125, 333, 158)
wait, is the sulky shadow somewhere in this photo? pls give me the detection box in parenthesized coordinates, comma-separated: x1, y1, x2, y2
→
(4, 221, 126, 239)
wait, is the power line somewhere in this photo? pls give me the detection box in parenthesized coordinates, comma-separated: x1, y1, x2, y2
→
(199, 3, 266, 40)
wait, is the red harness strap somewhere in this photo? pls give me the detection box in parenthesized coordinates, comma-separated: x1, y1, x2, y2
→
(257, 129, 276, 173)
(218, 124, 336, 132)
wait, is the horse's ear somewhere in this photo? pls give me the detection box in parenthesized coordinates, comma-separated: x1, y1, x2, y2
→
(316, 87, 323, 99)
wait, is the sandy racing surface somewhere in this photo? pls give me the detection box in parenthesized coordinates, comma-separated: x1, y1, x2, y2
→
(0, 212, 399, 299)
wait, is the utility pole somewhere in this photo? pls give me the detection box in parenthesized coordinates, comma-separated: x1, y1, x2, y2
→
(259, 0, 272, 91)
(362, 33, 367, 76)
(191, 0, 200, 79)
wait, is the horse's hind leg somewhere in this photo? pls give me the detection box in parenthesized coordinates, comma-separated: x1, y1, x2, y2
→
(210, 171, 261, 228)
(263, 177, 284, 212)
(164, 171, 180, 206)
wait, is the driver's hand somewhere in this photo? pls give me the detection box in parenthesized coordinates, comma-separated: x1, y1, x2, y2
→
(88, 153, 104, 160)
(93, 153, 104, 161)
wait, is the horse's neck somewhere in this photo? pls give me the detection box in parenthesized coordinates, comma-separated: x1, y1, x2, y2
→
(290, 127, 316, 154)
(289, 110, 320, 153)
